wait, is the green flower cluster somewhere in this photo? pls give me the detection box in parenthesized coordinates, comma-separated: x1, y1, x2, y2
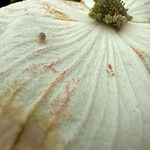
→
(89, 0, 133, 29)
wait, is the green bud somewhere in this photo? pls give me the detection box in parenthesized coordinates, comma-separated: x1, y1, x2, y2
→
(97, 13, 103, 21)
(89, 11, 97, 19)
(104, 14, 113, 24)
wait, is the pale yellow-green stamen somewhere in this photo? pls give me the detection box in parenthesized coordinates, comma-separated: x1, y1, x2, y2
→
(89, 0, 133, 29)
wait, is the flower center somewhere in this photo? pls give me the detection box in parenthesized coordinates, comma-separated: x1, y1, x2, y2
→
(89, 0, 133, 29)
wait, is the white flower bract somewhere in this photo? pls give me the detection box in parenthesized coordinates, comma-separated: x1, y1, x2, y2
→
(0, 0, 150, 150)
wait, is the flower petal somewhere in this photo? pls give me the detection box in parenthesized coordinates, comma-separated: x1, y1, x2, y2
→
(125, 0, 150, 23)
(62, 32, 150, 150)
(0, 1, 150, 150)
(0, 0, 91, 24)
(82, 0, 94, 8)
(120, 22, 150, 72)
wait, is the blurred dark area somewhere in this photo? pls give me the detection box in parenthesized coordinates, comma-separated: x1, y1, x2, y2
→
(0, 0, 10, 8)
(0, 0, 23, 8)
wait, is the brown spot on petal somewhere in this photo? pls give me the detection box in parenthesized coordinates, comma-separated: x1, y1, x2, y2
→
(27, 64, 39, 75)
(43, 62, 58, 73)
(49, 83, 76, 117)
(131, 47, 150, 72)
(27, 60, 60, 76)
(39, 32, 46, 43)
(132, 48, 145, 62)
(16, 82, 78, 150)
(106, 64, 115, 77)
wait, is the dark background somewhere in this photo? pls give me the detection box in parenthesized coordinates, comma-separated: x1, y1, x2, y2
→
(0, 0, 23, 8)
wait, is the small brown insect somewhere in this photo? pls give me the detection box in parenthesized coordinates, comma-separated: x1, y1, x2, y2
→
(39, 32, 46, 43)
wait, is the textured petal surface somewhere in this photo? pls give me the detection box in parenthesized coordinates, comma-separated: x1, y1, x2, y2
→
(120, 22, 150, 72)
(125, 0, 150, 23)
(0, 1, 150, 150)
(82, 0, 94, 8)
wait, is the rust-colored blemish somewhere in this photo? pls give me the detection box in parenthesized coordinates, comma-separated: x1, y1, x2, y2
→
(43, 62, 58, 73)
(26, 69, 69, 111)
(11, 82, 77, 149)
(132, 47, 145, 62)
(27, 64, 39, 75)
(36, 47, 49, 53)
(60, 84, 75, 111)
(44, 4, 74, 21)
(27, 60, 59, 75)
(27, 63, 45, 75)
(9, 69, 75, 147)
(5, 69, 70, 150)
(106, 64, 115, 77)
(50, 83, 76, 117)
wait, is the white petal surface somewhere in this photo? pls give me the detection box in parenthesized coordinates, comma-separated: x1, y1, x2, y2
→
(0, 1, 150, 150)
(125, 0, 150, 23)
(82, 0, 94, 8)
(120, 22, 150, 72)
